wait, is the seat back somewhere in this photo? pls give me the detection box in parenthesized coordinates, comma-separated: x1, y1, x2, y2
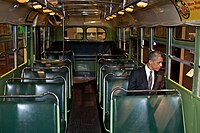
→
(5, 79, 66, 133)
(110, 89, 185, 133)
(0, 93, 60, 133)
(97, 59, 134, 83)
(98, 65, 135, 105)
(43, 50, 74, 64)
(103, 74, 129, 131)
(43, 51, 74, 73)
(22, 66, 72, 99)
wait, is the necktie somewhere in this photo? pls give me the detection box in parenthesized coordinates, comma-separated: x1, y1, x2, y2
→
(148, 71, 153, 90)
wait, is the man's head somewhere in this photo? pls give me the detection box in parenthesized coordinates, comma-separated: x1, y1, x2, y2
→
(147, 51, 163, 71)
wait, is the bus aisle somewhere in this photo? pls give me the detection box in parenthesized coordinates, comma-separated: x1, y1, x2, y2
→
(67, 78, 102, 133)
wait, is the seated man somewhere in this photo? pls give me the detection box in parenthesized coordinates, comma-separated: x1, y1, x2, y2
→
(128, 50, 165, 91)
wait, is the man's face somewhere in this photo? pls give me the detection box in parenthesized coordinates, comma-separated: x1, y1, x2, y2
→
(150, 56, 163, 71)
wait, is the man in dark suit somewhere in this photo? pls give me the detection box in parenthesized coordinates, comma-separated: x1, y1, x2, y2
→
(128, 51, 165, 90)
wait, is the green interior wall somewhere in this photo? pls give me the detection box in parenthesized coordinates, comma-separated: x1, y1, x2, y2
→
(166, 79, 200, 133)
(0, 65, 26, 96)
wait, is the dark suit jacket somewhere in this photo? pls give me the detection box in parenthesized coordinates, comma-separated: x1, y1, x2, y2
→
(128, 66, 165, 90)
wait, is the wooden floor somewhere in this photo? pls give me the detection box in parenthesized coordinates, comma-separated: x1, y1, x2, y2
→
(67, 79, 102, 133)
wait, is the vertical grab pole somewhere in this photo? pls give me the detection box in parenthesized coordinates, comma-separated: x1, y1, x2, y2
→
(166, 27, 173, 80)
(62, 18, 65, 58)
(13, 25, 18, 68)
(193, 27, 200, 96)
(62, 3, 65, 59)
(24, 26, 28, 63)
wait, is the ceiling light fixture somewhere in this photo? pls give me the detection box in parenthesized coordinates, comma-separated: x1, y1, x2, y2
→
(17, 0, 29, 3)
(125, 5, 134, 12)
(109, 16, 113, 19)
(43, 9, 52, 13)
(49, 12, 55, 15)
(118, 10, 124, 15)
(112, 14, 117, 18)
(33, 2, 42, 9)
(106, 17, 110, 20)
(136, 0, 148, 8)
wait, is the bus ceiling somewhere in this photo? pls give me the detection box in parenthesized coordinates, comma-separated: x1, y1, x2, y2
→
(0, 0, 200, 27)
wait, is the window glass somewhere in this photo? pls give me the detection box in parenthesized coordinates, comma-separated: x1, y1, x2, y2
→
(18, 26, 24, 65)
(154, 27, 166, 38)
(0, 24, 13, 76)
(153, 42, 166, 71)
(18, 40, 24, 65)
(144, 28, 150, 37)
(174, 26, 195, 41)
(0, 41, 15, 75)
(86, 27, 106, 40)
(130, 27, 138, 35)
(131, 38, 138, 58)
(64, 27, 83, 40)
(142, 40, 149, 63)
(7, 41, 14, 71)
(0, 42, 7, 76)
(170, 47, 194, 91)
(0, 24, 12, 36)
(123, 28, 130, 51)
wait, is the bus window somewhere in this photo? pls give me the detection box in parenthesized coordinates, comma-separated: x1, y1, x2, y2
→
(0, 24, 14, 76)
(154, 27, 166, 38)
(18, 26, 24, 65)
(174, 26, 195, 41)
(0, 41, 14, 75)
(130, 27, 138, 36)
(142, 40, 149, 63)
(153, 42, 166, 72)
(86, 27, 105, 40)
(18, 40, 24, 65)
(144, 28, 150, 37)
(170, 47, 194, 91)
(64, 27, 83, 40)
(0, 42, 7, 76)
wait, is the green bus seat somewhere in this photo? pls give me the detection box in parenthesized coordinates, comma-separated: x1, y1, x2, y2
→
(44, 50, 74, 61)
(103, 74, 130, 131)
(43, 50, 74, 71)
(34, 59, 73, 88)
(0, 93, 60, 133)
(99, 66, 134, 107)
(22, 66, 72, 100)
(5, 79, 66, 133)
(97, 59, 134, 87)
(110, 89, 185, 133)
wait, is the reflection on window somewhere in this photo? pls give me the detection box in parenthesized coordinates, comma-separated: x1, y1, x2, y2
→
(154, 27, 166, 38)
(86, 27, 105, 40)
(174, 26, 195, 41)
(170, 47, 194, 91)
(64, 27, 83, 40)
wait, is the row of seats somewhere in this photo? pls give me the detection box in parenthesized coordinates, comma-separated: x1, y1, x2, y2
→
(0, 92, 60, 133)
(110, 88, 185, 133)
(96, 55, 185, 133)
(0, 59, 73, 133)
(96, 55, 136, 132)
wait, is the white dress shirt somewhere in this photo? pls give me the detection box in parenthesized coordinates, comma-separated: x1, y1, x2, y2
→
(145, 65, 155, 90)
